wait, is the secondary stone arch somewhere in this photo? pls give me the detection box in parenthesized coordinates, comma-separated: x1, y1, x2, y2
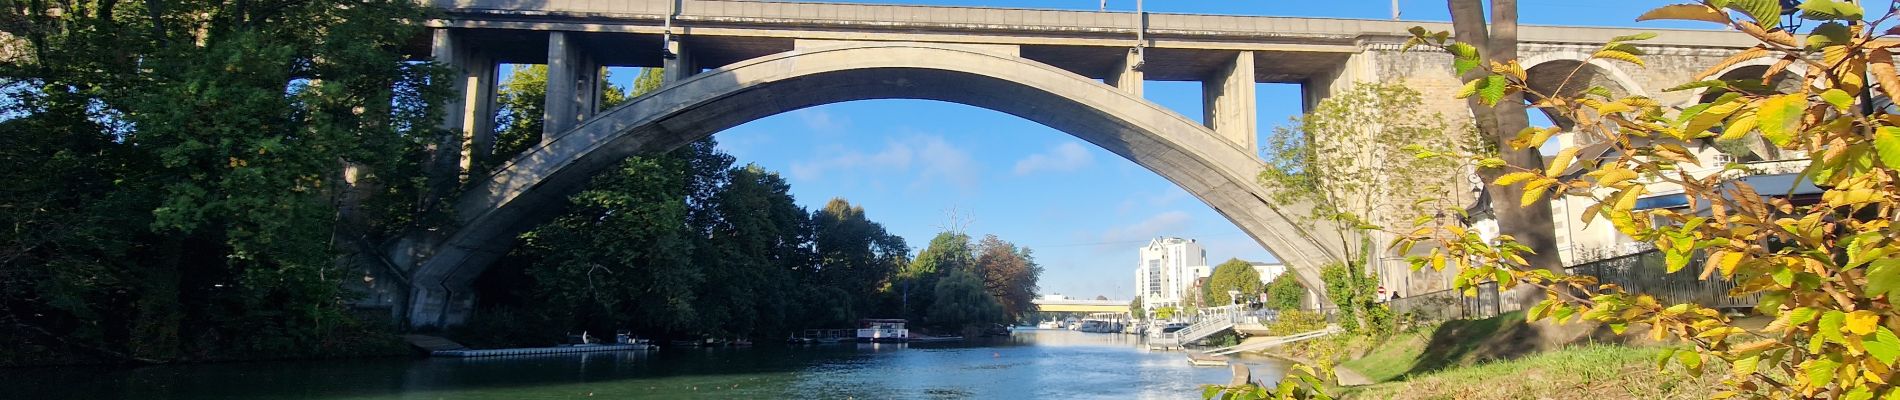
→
(402, 42, 1345, 326)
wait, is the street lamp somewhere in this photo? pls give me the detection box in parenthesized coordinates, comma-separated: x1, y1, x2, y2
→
(1227, 289, 1240, 307)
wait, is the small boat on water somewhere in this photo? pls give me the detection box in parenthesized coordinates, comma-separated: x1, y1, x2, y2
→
(857, 319, 910, 343)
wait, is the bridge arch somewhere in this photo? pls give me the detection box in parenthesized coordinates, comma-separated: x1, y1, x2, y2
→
(403, 42, 1344, 326)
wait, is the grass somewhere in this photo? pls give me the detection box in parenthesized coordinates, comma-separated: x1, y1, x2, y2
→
(1340, 344, 1719, 400)
(1306, 312, 1718, 399)
(1338, 311, 1534, 383)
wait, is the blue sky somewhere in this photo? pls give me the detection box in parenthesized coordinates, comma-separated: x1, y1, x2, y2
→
(592, 0, 1708, 300)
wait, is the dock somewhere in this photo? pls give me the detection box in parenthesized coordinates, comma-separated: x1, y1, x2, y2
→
(431, 344, 654, 357)
(1186, 352, 1231, 367)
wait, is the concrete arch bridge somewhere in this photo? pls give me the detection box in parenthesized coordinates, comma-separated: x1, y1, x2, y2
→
(378, 0, 1757, 327)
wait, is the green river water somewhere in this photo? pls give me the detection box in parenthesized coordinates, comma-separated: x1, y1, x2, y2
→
(2, 328, 1291, 399)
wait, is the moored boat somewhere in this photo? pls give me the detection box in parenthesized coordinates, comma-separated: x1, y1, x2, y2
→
(856, 319, 910, 343)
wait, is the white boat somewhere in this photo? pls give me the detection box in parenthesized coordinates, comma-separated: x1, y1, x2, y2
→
(856, 319, 910, 342)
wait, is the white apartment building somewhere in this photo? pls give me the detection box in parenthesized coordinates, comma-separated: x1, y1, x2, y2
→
(1133, 237, 1210, 310)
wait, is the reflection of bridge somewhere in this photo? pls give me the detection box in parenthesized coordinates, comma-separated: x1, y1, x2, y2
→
(382, 0, 1757, 327)
(1032, 298, 1131, 314)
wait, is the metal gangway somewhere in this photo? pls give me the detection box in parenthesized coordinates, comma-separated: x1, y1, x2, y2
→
(1148, 304, 1248, 349)
(1199, 325, 1342, 356)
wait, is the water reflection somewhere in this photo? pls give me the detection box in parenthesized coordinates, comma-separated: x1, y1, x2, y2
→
(2, 329, 1288, 399)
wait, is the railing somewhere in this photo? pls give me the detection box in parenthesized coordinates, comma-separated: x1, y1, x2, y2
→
(1389, 249, 1758, 325)
(1565, 250, 1758, 310)
(1388, 280, 1505, 325)
(1147, 304, 1246, 349)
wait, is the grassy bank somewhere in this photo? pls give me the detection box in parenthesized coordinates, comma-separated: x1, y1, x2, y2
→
(1341, 344, 1716, 399)
(1261, 312, 1717, 399)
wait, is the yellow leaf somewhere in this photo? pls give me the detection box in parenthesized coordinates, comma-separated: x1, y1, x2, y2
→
(1872, 49, 1900, 110)
(1714, 250, 1745, 277)
(1696, 47, 1771, 80)
(1718, 111, 1758, 142)
(1596, 168, 1640, 188)
(1848, 310, 1881, 336)
(1494, 171, 1540, 186)
(1521, 180, 1552, 207)
(1757, 94, 1808, 147)
(1736, 21, 1797, 47)
(1636, 4, 1730, 25)
(1593, 49, 1645, 67)
(1546, 146, 1581, 177)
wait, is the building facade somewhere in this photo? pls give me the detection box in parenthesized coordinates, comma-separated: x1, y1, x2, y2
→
(1133, 237, 1210, 310)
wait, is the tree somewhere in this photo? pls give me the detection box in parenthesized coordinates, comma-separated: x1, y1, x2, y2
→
(1129, 297, 1145, 318)
(1444, 0, 1565, 303)
(901, 232, 974, 319)
(0, 0, 439, 363)
(928, 270, 1003, 332)
(1259, 82, 1472, 329)
(810, 198, 910, 324)
(1203, 259, 1265, 307)
(974, 235, 1042, 323)
(1396, 1, 1900, 396)
(1265, 273, 1306, 311)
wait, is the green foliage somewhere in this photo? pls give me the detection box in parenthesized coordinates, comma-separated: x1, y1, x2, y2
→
(1130, 297, 1145, 317)
(1265, 273, 1306, 311)
(1321, 264, 1383, 334)
(1203, 259, 1264, 307)
(1399, 3, 1900, 397)
(900, 232, 973, 320)
(1200, 364, 1333, 400)
(1155, 306, 1179, 320)
(929, 270, 1004, 331)
(0, 0, 438, 363)
(1266, 310, 1331, 337)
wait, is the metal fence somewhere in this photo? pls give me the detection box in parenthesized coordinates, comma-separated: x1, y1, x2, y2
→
(1388, 280, 1505, 324)
(1565, 250, 1759, 310)
(1387, 249, 1759, 325)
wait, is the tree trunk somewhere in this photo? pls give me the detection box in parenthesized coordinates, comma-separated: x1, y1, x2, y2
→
(1446, 0, 1563, 282)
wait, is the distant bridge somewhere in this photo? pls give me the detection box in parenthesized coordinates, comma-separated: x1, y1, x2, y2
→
(1032, 298, 1131, 313)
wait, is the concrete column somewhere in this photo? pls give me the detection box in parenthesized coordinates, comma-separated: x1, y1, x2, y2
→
(1302, 51, 1375, 113)
(663, 36, 696, 84)
(431, 28, 499, 174)
(1202, 51, 1257, 153)
(1108, 47, 1144, 97)
(544, 31, 600, 138)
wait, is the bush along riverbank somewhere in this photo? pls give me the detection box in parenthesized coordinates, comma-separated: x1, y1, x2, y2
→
(1251, 311, 1720, 399)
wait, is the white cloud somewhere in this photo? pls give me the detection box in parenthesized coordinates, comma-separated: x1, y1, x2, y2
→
(787, 134, 977, 191)
(789, 141, 913, 181)
(1012, 141, 1095, 175)
(911, 135, 979, 191)
(1100, 210, 1193, 243)
(793, 108, 848, 135)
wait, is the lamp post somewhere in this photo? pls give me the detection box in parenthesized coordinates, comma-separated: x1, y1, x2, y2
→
(1227, 289, 1240, 307)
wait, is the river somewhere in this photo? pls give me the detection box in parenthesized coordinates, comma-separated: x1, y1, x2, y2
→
(2, 328, 1291, 399)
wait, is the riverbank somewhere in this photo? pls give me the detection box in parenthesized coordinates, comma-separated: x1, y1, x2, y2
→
(1255, 312, 1718, 399)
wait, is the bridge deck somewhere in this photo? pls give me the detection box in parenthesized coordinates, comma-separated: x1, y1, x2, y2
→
(418, 0, 1751, 82)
